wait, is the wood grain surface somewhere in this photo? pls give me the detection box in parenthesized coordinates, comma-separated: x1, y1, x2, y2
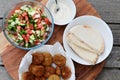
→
(88, 0, 120, 23)
(0, 0, 105, 80)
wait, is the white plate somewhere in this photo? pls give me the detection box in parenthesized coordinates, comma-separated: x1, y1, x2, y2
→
(63, 15, 113, 65)
(18, 42, 75, 80)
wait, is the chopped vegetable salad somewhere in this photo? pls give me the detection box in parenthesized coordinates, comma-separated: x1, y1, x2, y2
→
(7, 5, 51, 47)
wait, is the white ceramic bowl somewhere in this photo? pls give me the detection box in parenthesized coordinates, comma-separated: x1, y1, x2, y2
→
(63, 15, 113, 65)
(18, 42, 75, 80)
(46, 0, 76, 25)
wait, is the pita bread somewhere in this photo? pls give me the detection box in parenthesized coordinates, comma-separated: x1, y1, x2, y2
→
(67, 40, 98, 65)
(68, 25, 104, 55)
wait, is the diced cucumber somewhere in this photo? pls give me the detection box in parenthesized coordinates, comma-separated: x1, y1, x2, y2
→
(32, 30, 35, 34)
(7, 25, 16, 31)
(28, 11, 36, 16)
(11, 13, 18, 21)
(15, 18, 20, 25)
(40, 30, 45, 36)
(29, 39, 34, 44)
(41, 22, 46, 25)
(41, 14, 46, 19)
(16, 39, 23, 44)
(15, 10, 20, 13)
(9, 34, 16, 41)
(8, 20, 13, 24)
(25, 42, 28, 47)
(20, 23, 26, 27)
(36, 30, 41, 36)
(34, 19, 38, 23)
(34, 24, 37, 28)
(34, 14, 40, 18)
(21, 5, 30, 11)
(18, 34, 23, 40)
(46, 26, 49, 31)
(10, 21, 16, 26)
(39, 37, 45, 42)
(30, 35, 35, 40)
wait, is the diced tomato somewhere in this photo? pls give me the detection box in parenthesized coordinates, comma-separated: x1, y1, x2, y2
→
(22, 12, 27, 17)
(18, 14, 24, 20)
(22, 34, 26, 39)
(44, 18, 51, 25)
(25, 16, 29, 21)
(41, 26, 44, 30)
(22, 34, 29, 42)
(25, 26, 29, 30)
(29, 24, 34, 30)
(37, 24, 42, 29)
(26, 34, 30, 40)
(26, 29, 33, 34)
(34, 40, 40, 45)
(13, 33, 17, 36)
(17, 26, 21, 31)
(37, 18, 41, 24)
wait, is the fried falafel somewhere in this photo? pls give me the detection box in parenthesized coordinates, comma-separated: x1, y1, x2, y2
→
(31, 65, 44, 77)
(48, 74, 60, 80)
(53, 54, 66, 67)
(42, 52, 52, 66)
(22, 72, 34, 80)
(62, 66, 71, 79)
(44, 66, 55, 78)
(32, 52, 44, 65)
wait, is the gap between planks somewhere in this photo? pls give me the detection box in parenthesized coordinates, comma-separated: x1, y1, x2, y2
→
(96, 68, 120, 80)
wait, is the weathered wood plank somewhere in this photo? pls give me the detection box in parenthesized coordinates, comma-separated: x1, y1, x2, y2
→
(0, 19, 2, 31)
(109, 24, 120, 30)
(0, 66, 120, 80)
(96, 68, 120, 80)
(105, 47, 120, 68)
(0, 0, 22, 18)
(0, 0, 120, 24)
(108, 24, 120, 45)
(88, 0, 120, 23)
(0, 57, 3, 65)
(0, 66, 12, 80)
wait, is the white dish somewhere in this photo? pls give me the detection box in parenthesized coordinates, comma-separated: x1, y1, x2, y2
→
(63, 15, 113, 65)
(18, 42, 75, 80)
(46, 0, 76, 25)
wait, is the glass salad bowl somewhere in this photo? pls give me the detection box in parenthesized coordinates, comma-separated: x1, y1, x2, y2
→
(1, 1, 54, 50)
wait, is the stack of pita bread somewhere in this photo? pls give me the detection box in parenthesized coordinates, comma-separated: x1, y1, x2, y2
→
(67, 25, 104, 65)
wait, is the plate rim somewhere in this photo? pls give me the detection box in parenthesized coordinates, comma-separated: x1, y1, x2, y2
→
(63, 15, 113, 65)
(18, 44, 75, 80)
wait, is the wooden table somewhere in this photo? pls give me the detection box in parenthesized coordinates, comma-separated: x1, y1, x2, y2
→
(0, 0, 120, 80)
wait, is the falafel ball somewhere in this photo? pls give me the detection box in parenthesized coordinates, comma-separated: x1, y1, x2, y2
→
(22, 72, 35, 80)
(53, 54, 66, 67)
(61, 66, 71, 79)
(55, 66, 61, 76)
(31, 65, 44, 77)
(29, 63, 36, 73)
(44, 66, 55, 78)
(48, 74, 60, 80)
(32, 52, 44, 65)
(35, 76, 46, 80)
(42, 52, 52, 66)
